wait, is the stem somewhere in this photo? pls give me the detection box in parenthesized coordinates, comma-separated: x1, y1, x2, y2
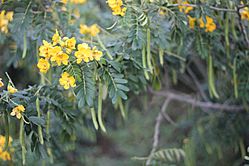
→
(40, 73, 45, 85)
(97, 82, 106, 132)
(96, 35, 113, 60)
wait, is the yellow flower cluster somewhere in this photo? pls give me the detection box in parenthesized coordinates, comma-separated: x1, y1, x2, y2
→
(188, 15, 216, 32)
(199, 16, 216, 32)
(61, 0, 87, 4)
(11, 105, 25, 119)
(59, 72, 76, 90)
(106, 0, 127, 16)
(0, 135, 12, 161)
(0, 10, 13, 34)
(75, 44, 103, 63)
(37, 30, 76, 73)
(37, 30, 103, 89)
(79, 24, 100, 37)
(178, 1, 193, 14)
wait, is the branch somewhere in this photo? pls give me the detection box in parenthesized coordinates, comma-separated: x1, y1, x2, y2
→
(146, 98, 171, 166)
(149, 88, 245, 112)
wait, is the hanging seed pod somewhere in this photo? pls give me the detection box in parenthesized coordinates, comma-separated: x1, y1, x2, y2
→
(142, 45, 150, 80)
(36, 97, 44, 144)
(97, 81, 107, 132)
(90, 108, 99, 130)
(208, 54, 219, 99)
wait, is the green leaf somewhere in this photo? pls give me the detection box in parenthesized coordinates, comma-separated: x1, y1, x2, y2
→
(29, 116, 45, 126)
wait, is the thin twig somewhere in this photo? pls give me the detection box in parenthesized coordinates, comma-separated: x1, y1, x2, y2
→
(146, 98, 171, 165)
(161, 111, 177, 125)
(187, 67, 209, 101)
(149, 88, 245, 112)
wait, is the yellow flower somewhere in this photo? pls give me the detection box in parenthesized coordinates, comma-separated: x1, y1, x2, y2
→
(92, 46, 103, 61)
(107, 0, 123, 9)
(80, 24, 100, 36)
(0, 135, 12, 161)
(205, 16, 216, 32)
(240, 1, 249, 21)
(198, 17, 205, 28)
(107, 0, 126, 16)
(0, 78, 4, 88)
(37, 58, 50, 73)
(80, 24, 90, 35)
(50, 46, 69, 66)
(0, 149, 11, 161)
(205, 22, 216, 32)
(75, 43, 93, 63)
(0, 135, 12, 147)
(241, 8, 249, 21)
(188, 15, 196, 29)
(65, 37, 76, 50)
(5, 11, 13, 21)
(52, 29, 61, 45)
(10, 105, 25, 119)
(112, 6, 127, 17)
(0, 10, 14, 34)
(178, 1, 193, 14)
(7, 85, 17, 94)
(199, 16, 216, 32)
(39, 40, 53, 59)
(89, 24, 100, 37)
(59, 72, 76, 90)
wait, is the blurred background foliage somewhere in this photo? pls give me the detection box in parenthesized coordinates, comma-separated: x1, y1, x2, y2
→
(0, 0, 249, 165)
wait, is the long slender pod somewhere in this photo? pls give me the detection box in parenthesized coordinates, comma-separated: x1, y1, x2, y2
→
(97, 81, 107, 132)
(147, 28, 153, 73)
(90, 108, 99, 130)
(36, 97, 44, 144)
(142, 45, 149, 80)
(233, 57, 238, 98)
(20, 119, 26, 165)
